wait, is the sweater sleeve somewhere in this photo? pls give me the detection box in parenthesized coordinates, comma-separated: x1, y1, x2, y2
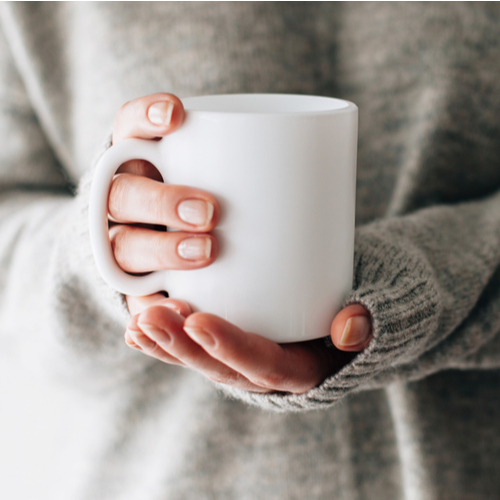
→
(0, 24, 153, 392)
(221, 190, 500, 411)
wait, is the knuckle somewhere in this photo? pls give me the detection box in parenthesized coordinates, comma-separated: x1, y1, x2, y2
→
(108, 175, 129, 218)
(113, 96, 152, 142)
(147, 187, 169, 223)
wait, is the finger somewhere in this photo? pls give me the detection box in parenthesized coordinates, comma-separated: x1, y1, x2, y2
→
(136, 306, 267, 392)
(182, 314, 328, 393)
(124, 332, 142, 351)
(126, 294, 192, 317)
(113, 93, 185, 144)
(124, 313, 145, 350)
(125, 313, 185, 366)
(108, 173, 219, 231)
(110, 225, 217, 273)
(108, 162, 164, 224)
(329, 304, 373, 352)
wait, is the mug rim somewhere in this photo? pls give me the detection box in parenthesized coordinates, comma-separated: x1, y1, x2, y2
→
(181, 93, 357, 116)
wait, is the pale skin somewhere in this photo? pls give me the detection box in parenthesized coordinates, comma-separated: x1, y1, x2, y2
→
(110, 93, 373, 394)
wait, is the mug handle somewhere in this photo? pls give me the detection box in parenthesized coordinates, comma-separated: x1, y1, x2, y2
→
(89, 138, 167, 296)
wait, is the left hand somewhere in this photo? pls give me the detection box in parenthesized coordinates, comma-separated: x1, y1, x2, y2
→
(124, 295, 372, 394)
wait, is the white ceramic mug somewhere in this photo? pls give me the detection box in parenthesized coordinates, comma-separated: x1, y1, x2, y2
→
(89, 94, 357, 343)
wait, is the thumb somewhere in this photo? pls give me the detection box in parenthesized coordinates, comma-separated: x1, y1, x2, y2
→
(330, 304, 372, 352)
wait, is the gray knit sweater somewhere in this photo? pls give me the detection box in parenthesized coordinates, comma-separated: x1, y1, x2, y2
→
(1, 2, 499, 499)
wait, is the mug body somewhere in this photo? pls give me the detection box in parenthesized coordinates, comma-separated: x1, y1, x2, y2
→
(155, 94, 357, 342)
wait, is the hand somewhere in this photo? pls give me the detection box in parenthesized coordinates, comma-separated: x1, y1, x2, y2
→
(111, 92, 372, 394)
(108, 93, 220, 305)
(125, 294, 372, 394)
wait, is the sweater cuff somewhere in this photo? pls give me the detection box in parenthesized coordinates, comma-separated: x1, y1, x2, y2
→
(218, 222, 441, 412)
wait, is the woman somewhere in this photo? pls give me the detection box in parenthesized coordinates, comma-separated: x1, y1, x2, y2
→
(1, 3, 499, 499)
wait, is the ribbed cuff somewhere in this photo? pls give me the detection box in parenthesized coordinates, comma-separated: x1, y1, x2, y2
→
(218, 222, 441, 412)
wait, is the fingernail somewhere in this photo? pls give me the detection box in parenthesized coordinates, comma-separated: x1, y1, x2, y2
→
(129, 329, 157, 350)
(124, 330, 140, 348)
(139, 323, 172, 345)
(184, 326, 216, 349)
(125, 328, 140, 343)
(339, 316, 372, 347)
(148, 101, 174, 126)
(178, 199, 214, 226)
(177, 237, 212, 260)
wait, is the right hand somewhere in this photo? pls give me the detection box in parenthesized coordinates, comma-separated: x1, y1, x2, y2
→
(108, 93, 220, 314)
